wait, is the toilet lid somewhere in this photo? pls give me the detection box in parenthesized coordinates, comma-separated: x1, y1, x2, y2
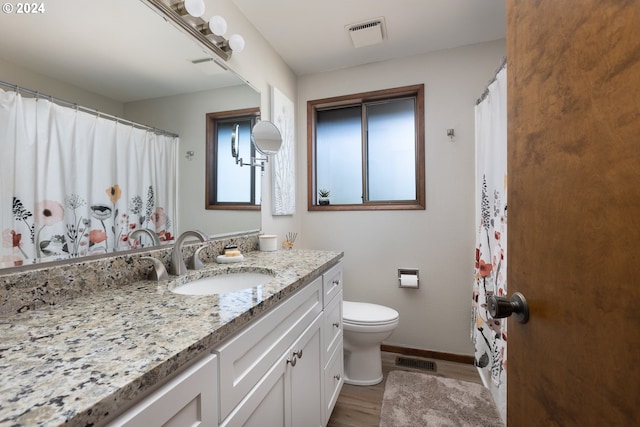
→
(343, 301, 399, 325)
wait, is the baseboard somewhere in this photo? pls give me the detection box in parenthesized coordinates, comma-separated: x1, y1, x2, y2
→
(381, 344, 475, 365)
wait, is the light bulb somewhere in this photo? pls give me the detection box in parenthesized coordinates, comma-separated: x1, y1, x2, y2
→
(229, 34, 245, 52)
(208, 15, 227, 36)
(184, 0, 205, 18)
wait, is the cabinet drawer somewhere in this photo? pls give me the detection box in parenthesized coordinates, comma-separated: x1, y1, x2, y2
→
(322, 290, 342, 365)
(323, 340, 344, 422)
(322, 261, 343, 307)
(215, 277, 323, 422)
(109, 354, 218, 427)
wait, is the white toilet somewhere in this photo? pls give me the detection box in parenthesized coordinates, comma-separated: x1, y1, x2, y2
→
(342, 301, 400, 386)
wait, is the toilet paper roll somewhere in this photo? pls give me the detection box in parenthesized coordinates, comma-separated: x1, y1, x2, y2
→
(399, 273, 419, 288)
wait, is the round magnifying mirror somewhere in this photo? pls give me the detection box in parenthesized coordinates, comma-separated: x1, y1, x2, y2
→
(251, 121, 282, 155)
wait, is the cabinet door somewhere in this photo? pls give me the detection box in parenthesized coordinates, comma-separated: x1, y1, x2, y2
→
(216, 278, 322, 421)
(109, 354, 218, 427)
(322, 261, 343, 307)
(290, 315, 323, 427)
(220, 352, 288, 427)
(323, 340, 344, 422)
(322, 290, 342, 366)
(221, 316, 323, 427)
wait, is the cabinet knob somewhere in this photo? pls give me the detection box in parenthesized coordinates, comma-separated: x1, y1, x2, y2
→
(332, 322, 340, 328)
(332, 279, 340, 286)
(333, 374, 341, 381)
(287, 350, 303, 367)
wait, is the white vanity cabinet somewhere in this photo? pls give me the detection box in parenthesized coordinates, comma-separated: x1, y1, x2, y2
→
(216, 277, 324, 427)
(108, 353, 218, 427)
(106, 259, 343, 427)
(321, 261, 344, 424)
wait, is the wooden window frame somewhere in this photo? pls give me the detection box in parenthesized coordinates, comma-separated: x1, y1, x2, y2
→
(307, 84, 425, 211)
(205, 107, 261, 210)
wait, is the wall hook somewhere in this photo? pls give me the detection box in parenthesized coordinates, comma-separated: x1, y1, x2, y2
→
(447, 128, 455, 141)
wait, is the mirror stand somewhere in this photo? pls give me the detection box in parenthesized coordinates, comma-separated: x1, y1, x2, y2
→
(231, 121, 283, 173)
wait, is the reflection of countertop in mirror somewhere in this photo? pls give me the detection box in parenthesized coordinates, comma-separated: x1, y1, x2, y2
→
(0, 249, 343, 426)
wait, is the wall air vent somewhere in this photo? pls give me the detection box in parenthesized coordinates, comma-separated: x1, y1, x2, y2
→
(346, 17, 387, 48)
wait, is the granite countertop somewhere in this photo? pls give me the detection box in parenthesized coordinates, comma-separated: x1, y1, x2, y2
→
(0, 249, 342, 426)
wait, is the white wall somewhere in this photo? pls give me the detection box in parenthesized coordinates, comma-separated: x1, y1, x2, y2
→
(297, 39, 506, 355)
(123, 85, 261, 236)
(200, 0, 299, 240)
(0, 58, 123, 116)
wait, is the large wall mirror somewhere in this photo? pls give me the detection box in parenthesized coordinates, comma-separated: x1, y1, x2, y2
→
(0, 0, 261, 270)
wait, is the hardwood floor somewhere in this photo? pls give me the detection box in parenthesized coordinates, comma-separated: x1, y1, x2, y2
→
(327, 351, 482, 427)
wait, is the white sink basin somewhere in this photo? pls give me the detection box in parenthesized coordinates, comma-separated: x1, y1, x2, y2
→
(171, 272, 273, 295)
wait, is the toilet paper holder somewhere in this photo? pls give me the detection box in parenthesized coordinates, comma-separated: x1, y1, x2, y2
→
(398, 268, 419, 288)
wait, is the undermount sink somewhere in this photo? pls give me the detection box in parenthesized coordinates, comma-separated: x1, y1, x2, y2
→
(171, 272, 274, 296)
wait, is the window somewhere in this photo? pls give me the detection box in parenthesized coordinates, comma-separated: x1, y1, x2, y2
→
(206, 108, 261, 210)
(307, 84, 425, 210)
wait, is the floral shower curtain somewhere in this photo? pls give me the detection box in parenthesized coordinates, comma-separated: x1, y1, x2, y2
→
(471, 63, 507, 423)
(0, 88, 177, 268)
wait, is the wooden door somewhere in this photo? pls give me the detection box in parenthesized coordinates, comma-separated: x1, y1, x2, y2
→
(506, 1, 640, 426)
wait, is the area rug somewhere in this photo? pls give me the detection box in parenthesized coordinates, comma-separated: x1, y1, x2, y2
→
(379, 370, 503, 427)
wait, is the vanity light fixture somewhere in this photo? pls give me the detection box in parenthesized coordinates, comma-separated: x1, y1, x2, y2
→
(143, 0, 245, 61)
(176, 0, 205, 18)
(197, 19, 245, 53)
(197, 16, 227, 37)
(228, 34, 245, 52)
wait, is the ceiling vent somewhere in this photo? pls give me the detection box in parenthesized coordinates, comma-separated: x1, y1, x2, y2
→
(346, 17, 387, 48)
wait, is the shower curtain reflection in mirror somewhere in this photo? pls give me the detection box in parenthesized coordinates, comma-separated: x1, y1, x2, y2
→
(0, 88, 177, 268)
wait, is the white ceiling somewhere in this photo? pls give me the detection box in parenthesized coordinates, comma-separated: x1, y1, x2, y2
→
(233, 0, 506, 76)
(0, 0, 505, 103)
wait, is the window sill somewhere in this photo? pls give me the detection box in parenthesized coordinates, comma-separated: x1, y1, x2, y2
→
(206, 205, 260, 211)
(308, 202, 425, 211)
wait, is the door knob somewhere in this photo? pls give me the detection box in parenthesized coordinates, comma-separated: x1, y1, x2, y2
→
(487, 292, 529, 324)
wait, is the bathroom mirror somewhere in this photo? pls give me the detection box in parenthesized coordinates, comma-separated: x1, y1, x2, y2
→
(0, 0, 261, 270)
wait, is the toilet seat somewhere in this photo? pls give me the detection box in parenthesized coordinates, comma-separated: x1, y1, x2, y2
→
(343, 301, 399, 326)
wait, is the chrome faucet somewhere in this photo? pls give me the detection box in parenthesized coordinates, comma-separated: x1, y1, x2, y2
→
(129, 228, 161, 247)
(170, 230, 209, 275)
(187, 246, 206, 271)
(140, 256, 169, 281)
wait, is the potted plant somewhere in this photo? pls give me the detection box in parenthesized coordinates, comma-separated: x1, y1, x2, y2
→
(318, 189, 331, 205)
